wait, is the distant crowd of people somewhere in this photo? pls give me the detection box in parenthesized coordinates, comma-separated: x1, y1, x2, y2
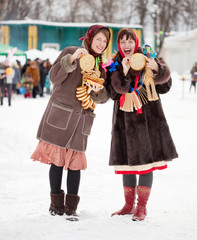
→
(0, 58, 52, 106)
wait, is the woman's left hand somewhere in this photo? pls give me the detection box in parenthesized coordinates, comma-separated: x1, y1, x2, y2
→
(86, 82, 103, 94)
(145, 57, 159, 73)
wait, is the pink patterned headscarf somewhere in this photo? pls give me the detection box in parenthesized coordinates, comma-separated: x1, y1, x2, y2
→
(79, 25, 111, 57)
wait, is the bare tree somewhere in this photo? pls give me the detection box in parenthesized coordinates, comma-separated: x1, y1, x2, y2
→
(33, 2, 42, 20)
(134, 0, 149, 26)
(83, 0, 117, 22)
(0, 0, 7, 20)
(69, 0, 81, 22)
(2, 0, 18, 20)
(181, 0, 197, 30)
(2, 0, 34, 20)
(147, 0, 182, 54)
(17, 0, 32, 20)
(159, 0, 180, 53)
(45, 0, 54, 21)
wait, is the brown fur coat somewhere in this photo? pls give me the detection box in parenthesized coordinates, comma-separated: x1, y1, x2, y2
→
(104, 52, 178, 167)
(25, 61, 40, 86)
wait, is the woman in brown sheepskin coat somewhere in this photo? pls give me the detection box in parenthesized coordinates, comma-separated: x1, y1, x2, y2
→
(103, 29, 178, 221)
(30, 25, 111, 219)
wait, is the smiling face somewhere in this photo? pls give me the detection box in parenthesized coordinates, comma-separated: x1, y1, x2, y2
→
(119, 35, 136, 57)
(91, 31, 108, 54)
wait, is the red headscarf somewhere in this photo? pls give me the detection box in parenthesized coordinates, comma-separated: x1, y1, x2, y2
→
(117, 28, 139, 58)
(79, 25, 111, 57)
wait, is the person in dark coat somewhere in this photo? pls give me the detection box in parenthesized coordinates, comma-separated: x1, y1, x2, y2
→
(21, 59, 31, 76)
(103, 28, 178, 221)
(45, 58, 52, 72)
(189, 62, 197, 93)
(0, 62, 6, 105)
(39, 60, 48, 97)
(12, 62, 21, 95)
(3, 61, 14, 106)
(30, 25, 111, 218)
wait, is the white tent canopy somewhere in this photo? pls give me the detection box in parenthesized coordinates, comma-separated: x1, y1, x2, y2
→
(160, 28, 197, 75)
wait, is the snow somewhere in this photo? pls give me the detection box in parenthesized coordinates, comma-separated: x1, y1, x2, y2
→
(26, 48, 61, 63)
(1, 57, 197, 239)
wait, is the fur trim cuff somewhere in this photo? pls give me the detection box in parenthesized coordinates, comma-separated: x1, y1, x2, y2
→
(154, 63, 171, 85)
(111, 70, 131, 94)
(90, 87, 109, 103)
(61, 54, 77, 73)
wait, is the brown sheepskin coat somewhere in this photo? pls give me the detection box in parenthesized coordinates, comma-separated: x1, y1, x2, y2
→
(36, 46, 97, 152)
(104, 51, 178, 166)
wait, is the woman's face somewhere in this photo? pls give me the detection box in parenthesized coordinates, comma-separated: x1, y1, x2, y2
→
(91, 32, 108, 54)
(119, 35, 135, 57)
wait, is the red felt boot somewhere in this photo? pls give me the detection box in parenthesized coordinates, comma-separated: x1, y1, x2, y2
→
(132, 185, 151, 221)
(112, 186, 136, 216)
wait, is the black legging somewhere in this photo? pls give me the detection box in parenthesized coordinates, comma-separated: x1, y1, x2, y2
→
(32, 86, 39, 98)
(190, 81, 196, 92)
(49, 164, 80, 195)
(1, 83, 12, 106)
(123, 172, 153, 188)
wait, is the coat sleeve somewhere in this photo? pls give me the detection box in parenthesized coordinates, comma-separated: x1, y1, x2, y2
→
(36, 68, 40, 82)
(190, 66, 195, 75)
(103, 68, 123, 100)
(16, 68, 21, 82)
(111, 68, 131, 94)
(154, 60, 172, 94)
(49, 47, 78, 86)
(156, 77, 172, 94)
(154, 60, 171, 85)
(25, 66, 31, 75)
(90, 87, 109, 103)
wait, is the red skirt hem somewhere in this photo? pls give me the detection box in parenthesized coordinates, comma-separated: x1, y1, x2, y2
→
(115, 165, 167, 175)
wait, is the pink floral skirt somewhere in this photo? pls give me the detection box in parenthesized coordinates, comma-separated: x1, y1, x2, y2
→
(31, 140, 87, 170)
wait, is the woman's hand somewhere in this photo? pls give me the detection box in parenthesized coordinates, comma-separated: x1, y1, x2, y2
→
(121, 57, 130, 76)
(86, 82, 103, 94)
(70, 48, 88, 64)
(145, 57, 159, 73)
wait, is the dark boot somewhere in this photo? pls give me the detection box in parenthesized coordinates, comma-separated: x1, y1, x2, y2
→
(64, 194, 80, 216)
(49, 190, 65, 216)
(132, 185, 151, 221)
(112, 186, 136, 216)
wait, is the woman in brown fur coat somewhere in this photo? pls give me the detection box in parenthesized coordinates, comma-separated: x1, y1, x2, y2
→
(25, 61, 40, 98)
(103, 28, 178, 221)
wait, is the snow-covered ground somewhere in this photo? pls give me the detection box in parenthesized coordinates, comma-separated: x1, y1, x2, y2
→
(0, 72, 197, 240)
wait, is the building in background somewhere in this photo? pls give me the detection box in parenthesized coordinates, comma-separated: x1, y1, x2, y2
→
(160, 28, 197, 74)
(0, 20, 144, 58)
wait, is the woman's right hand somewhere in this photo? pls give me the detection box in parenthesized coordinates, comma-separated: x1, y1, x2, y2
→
(121, 57, 130, 76)
(70, 48, 88, 64)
